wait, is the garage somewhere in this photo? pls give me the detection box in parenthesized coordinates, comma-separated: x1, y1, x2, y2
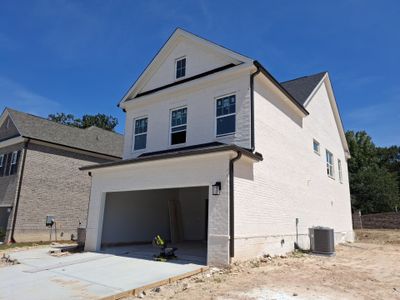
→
(100, 186, 209, 264)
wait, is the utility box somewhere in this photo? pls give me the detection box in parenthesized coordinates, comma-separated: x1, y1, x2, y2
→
(309, 226, 335, 255)
(77, 227, 86, 247)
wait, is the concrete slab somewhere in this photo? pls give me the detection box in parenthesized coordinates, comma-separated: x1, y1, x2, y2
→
(0, 245, 205, 300)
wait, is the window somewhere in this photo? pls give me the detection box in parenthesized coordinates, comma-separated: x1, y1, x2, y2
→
(313, 139, 320, 154)
(0, 154, 4, 177)
(133, 117, 148, 151)
(170, 107, 187, 145)
(338, 159, 343, 183)
(216, 95, 236, 136)
(326, 150, 334, 178)
(175, 57, 186, 79)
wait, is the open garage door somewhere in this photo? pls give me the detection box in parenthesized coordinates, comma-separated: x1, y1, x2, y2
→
(100, 186, 208, 264)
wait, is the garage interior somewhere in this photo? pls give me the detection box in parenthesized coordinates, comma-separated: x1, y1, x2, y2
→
(101, 186, 209, 265)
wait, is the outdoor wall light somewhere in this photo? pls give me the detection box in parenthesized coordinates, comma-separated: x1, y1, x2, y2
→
(212, 181, 222, 195)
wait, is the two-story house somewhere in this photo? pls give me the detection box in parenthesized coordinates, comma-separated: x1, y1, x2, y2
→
(0, 108, 123, 243)
(81, 29, 353, 266)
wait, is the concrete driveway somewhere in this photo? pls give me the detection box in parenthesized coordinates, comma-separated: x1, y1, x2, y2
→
(0, 245, 205, 300)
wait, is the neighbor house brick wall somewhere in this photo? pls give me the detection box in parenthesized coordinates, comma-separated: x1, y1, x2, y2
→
(13, 142, 110, 242)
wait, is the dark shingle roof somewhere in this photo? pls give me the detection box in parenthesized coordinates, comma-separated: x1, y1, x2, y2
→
(6, 108, 123, 158)
(280, 72, 327, 106)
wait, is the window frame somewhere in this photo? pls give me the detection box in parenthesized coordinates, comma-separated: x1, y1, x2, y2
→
(169, 106, 188, 146)
(0, 154, 4, 168)
(313, 139, 320, 155)
(132, 116, 148, 152)
(175, 57, 186, 80)
(338, 159, 343, 183)
(215, 93, 236, 137)
(9, 151, 18, 176)
(326, 149, 335, 179)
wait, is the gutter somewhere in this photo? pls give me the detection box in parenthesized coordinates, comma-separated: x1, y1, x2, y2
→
(250, 64, 261, 151)
(229, 151, 242, 259)
(10, 138, 30, 243)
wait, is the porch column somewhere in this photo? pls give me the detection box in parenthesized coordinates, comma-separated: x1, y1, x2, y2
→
(207, 177, 230, 266)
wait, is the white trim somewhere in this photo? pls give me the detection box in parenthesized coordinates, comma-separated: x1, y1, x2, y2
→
(0, 154, 4, 168)
(132, 116, 148, 152)
(215, 93, 236, 137)
(0, 136, 25, 148)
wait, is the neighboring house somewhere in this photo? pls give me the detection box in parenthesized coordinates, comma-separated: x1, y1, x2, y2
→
(81, 29, 353, 266)
(0, 108, 123, 243)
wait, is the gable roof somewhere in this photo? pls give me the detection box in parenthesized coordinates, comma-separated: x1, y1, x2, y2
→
(280, 72, 327, 106)
(2, 108, 123, 158)
(118, 28, 252, 106)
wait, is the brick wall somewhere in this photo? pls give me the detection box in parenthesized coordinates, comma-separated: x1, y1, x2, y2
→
(13, 142, 113, 242)
(353, 212, 400, 229)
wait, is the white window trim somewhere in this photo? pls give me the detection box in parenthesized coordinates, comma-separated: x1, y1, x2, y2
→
(326, 149, 335, 179)
(174, 56, 187, 80)
(215, 93, 236, 137)
(169, 106, 188, 146)
(313, 139, 320, 155)
(0, 154, 4, 168)
(338, 159, 343, 183)
(132, 116, 148, 152)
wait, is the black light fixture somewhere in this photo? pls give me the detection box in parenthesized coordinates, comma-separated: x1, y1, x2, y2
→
(212, 181, 222, 195)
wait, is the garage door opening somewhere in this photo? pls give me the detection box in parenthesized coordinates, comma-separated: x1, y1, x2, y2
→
(100, 186, 209, 265)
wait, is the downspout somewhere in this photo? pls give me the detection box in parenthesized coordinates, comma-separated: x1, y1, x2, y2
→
(250, 63, 261, 151)
(10, 138, 30, 243)
(229, 151, 242, 259)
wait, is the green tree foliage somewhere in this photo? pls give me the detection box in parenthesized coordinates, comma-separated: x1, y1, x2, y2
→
(346, 131, 399, 213)
(48, 113, 118, 132)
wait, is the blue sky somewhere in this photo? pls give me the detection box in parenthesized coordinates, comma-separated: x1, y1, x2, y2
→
(0, 1, 399, 146)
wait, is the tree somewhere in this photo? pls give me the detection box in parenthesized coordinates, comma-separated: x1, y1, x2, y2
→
(48, 113, 118, 132)
(346, 131, 400, 213)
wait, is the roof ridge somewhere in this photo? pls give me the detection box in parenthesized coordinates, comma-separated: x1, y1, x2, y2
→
(6, 107, 122, 136)
(280, 71, 327, 84)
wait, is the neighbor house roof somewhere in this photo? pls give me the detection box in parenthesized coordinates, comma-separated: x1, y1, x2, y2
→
(5, 108, 123, 158)
(80, 142, 263, 171)
(280, 72, 327, 106)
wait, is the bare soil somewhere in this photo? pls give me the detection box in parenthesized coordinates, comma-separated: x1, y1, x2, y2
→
(128, 229, 400, 300)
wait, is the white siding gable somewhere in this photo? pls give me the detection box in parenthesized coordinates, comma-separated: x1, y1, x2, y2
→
(141, 36, 238, 93)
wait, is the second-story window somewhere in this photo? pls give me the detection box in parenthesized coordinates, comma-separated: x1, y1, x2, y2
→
(216, 95, 236, 136)
(133, 117, 148, 151)
(170, 107, 187, 145)
(338, 159, 343, 183)
(313, 139, 320, 155)
(0, 154, 4, 177)
(326, 150, 334, 178)
(9, 151, 19, 176)
(175, 57, 186, 79)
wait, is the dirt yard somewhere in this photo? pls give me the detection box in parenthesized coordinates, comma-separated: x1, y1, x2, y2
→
(128, 230, 400, 300)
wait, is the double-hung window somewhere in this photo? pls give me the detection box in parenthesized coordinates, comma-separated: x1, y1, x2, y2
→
(338, 159, 343, 183)
(175, 57, 186, 79)
(216, 95, 236, 136)
(9, 151, 19, 176)
(313, 139, 320, 154)
(326, 150, 334, 178)
(170, 107, 187, 145)
(133, 117, 148, 151)
(0, 154, 4, 177)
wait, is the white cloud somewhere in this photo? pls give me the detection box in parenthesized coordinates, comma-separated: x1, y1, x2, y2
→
(0, 77, 61, 116)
